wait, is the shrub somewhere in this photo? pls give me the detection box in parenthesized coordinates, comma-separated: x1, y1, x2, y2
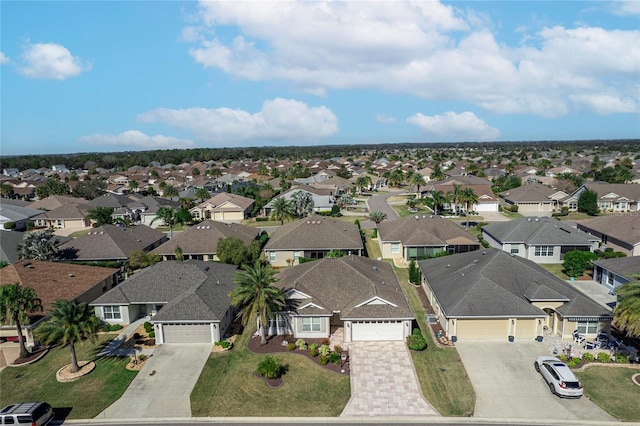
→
(257, 356, 282, 379)
(596, 352, 611, 363)
(407, 334, 427, 351)
(133, 332, 141, 340)
(333, 344, 342, 353)
(286, 342, 296, 351)
(582, 352, 595, 362)
(102, 323, 111, 332)
(309, 343, 318, 351)
(215, 340, 231, 349)
(148, 331, 155, 338)
(255, 217, 269, 222)
(563, 250, 597, 277)
(408, 260, 420, 285)
(3, 222, 16, 230)
(110, 324, 123, 332)
(329, 351, 341, 364)
(566, 358, 579, 368)
(354, 219, 360, 229)
(309, 348, 319, 357)
(557, 354, 568, 362)
(319, 344, 331, 356)
(510, 205, 519, 212)
(318, 354, 329, 365)
(614, 353, 629, 364)
(413, 328, 422, 336)
(295, 339, 307, 350)
(371, 228, 378, 239)
(143, 321, 153, 333)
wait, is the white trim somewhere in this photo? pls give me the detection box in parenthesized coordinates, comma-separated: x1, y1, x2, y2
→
(298, 302, 325, 310)
(284, 288, 312, 299)
(355, 296, 397, 308)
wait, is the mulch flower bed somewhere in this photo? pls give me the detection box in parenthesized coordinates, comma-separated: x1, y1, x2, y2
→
(253, 371, 284, 388)
(247, 334, 349, 375)
(10, 346, 49, 366)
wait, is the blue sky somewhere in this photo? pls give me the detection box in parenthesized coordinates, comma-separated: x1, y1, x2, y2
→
(1, 1, 639, 155)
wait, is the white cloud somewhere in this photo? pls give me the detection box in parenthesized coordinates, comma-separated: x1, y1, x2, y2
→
(375, 113, 396, 124)
(406, 111, 500, 141)
(610, 0, 640, 16)
(79, 130, 194, 149)
(19, 42, 91, 80)
(0, 52, 9, 64)
(137, 98, 338, 144)
(185, 1, 639, 117)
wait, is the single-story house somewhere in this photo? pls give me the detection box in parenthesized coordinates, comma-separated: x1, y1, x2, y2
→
(573, 183, 640, 213)
(377, 214, 480, 261)
(32, 202, 92, 229)
(91, 260, 238, 344)
(58, 224, 167, 262)
(262, 185, 335, 216)
(577, 214, 640, 256)
(272, 255, 414, 342)
(1, 260, 119, 347)
(190, 193, 254, 223)
(152, 220, 260, 261)
(592, 256, 640, 292)
(499, 184, 570, 214)
(0, 204, 43, 231)
(264, 214, 364, 267)
(426, 175, 499, 212)
(418, 249, 612, 341)
(126, 195, 181, 228)
(482, 217, 599, 264)
(27, 195, 90, 211)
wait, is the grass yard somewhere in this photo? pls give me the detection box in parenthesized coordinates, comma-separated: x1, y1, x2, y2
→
(500, 210, 524, 219)
(190, 329, 350, 417)
(393, 266, 476, 417)
(67, 229, 93, 238)
(575, 367, 640, 422)
(0, 335, 137, 419)
(365, 233, 382, 260)
(557, 212, 598, 221)
(539, 263, 571, 280)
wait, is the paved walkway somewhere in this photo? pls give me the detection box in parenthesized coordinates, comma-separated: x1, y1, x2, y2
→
(98, 317, 155, 357)
(97, 343, 213, 418)
(340, 341, 439, 417)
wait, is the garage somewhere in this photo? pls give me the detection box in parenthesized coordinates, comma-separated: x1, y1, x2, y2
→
(455, 319, 508, 339)
(161, 323, 212, 343)
(351, 320, 404, 341)
(515, 319, 537, 339)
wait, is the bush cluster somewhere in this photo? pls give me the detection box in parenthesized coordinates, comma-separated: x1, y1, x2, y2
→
(257, 356, 282, 379)
(407, 328, 427, 351)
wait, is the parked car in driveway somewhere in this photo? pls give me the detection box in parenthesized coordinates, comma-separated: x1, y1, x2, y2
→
(0, 402, 54, 425)
(534, 356, 583, 398)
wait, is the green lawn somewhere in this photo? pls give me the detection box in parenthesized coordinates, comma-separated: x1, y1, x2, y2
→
(391, 203, 431, 217)
(557, 212, 598, 221)
(500, 210, 524, 219)
(190, 329, 350, 417)
(575, 367, 640, 422)
(365, 233, 382, 260)
(539, 263, 571, 280)
(68, 229, 92, 238)
(394, 266, 476, 417)
(0, 335, 137, 419)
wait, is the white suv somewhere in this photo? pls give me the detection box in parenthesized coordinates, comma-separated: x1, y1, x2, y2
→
(0, 402, 54, 425)
(534, 356, 583, 398)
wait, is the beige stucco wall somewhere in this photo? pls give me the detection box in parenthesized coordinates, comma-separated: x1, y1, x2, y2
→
(265, 249, 297, 267)
(291, 316, 330, 339)
(380, 241, 403, 260)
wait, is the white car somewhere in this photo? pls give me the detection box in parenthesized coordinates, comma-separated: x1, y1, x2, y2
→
(534, 356, 583, 398)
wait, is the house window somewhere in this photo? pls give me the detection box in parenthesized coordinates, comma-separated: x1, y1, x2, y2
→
(294, 251, 300, 261)
(534, 246, 553, 256)
(576, 321, 598, 334)
(607, 272, 614, 286)
(192, 211, 200, 219)
(56, 219, 63, 227)
(302, 317, 321, 332)
(103, 306, 121, 320)
(269, 251, 276, 262)
(391, 243, 400, 254)
(510, 246, 519, 254)
(569, 202, 577, 210)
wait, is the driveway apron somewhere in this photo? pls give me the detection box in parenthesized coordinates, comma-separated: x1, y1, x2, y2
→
(341, 341, 439, 417)
(455, 340, 615, 422)
(97, 344, 212, 419)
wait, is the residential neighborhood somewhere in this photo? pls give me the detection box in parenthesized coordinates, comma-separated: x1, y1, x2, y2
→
(1, 141, 640, 423)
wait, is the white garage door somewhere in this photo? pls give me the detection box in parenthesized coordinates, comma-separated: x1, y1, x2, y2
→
(351, 320, 404, 341)
(162, 323, 212, 343)
(476, 202, 498, 212)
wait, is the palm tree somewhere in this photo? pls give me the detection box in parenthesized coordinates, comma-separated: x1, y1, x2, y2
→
(268, 197, 295, 224)
(369, 210, 387, 224)
(230, 262, 285, 345)
(389, 169, 405, 187)
(194, 187, 210, 202)
(355, 176, 371, 194)
(128, 180, 138, 193)
(291, 191, 314, 218)
(408, 172, 425, 198)
(85, 206, 114, 226)
(447, 184, 464, 214)
(431, 190, 446, 215)
(35, 300, 100, 373)
(18, 229, 59, 261)
(429, 163, 445, 181)
(151, 206, 189, 239)
(0, 284, 43, 358)
(614, 278, 640, 338)
(459, 187, 479, 228)
(162, 184, 179, 200)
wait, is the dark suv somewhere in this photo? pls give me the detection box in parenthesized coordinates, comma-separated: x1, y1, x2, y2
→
(0, 402, 54, 425)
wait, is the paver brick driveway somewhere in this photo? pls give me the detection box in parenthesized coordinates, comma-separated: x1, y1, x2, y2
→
(455, 340, 615, 421)
(341, 341, 439, 417)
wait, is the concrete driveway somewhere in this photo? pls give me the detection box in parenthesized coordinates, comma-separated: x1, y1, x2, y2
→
(341, 341, 439, 417)
(455, 340, 615, 422)
(97, 344, 212, 419)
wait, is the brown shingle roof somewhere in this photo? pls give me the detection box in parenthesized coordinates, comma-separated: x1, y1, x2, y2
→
(264, 215, 363, 251)
(377, 215, 479, 247)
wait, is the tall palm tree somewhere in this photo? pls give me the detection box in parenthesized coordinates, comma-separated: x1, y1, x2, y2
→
(230, 262, 285, 345)
(194, 187, 210, 202)
(162, 184, 179, 200)
(0, 284, 43, 358)
(18, 229, 60, 261)
(459, 187, 479, 228)
(431, 190, 446, 215)
(408, 172, 425, 198)
(291, 191, 314, 218)
(268, 197, 294, 224)
(35, 300, 100, 373)
(614, 278, 640, 338)
(128, 180, 138, 193)
(429, 163, 445, 181)
(151, 206, 190, 239)
(355, 176, 371, 194)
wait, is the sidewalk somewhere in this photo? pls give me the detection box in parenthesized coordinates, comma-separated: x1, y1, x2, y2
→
(98, 317, 155, 358)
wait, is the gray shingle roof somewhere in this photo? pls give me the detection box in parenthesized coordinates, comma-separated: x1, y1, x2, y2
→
(418, 249, 611, 319)
(152, 220, 259, 256)
(377, 215, 479, 247)
(577, 214, 640, 246)
(60, 224, 167, 261)
(91, 260, 238, 322)
(483, 217, 598, 246)
(275, 255, 414, 320)
(264, 215, 364, 251)
(499, 183, 559, 202)
(592, 256, 640, 281)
